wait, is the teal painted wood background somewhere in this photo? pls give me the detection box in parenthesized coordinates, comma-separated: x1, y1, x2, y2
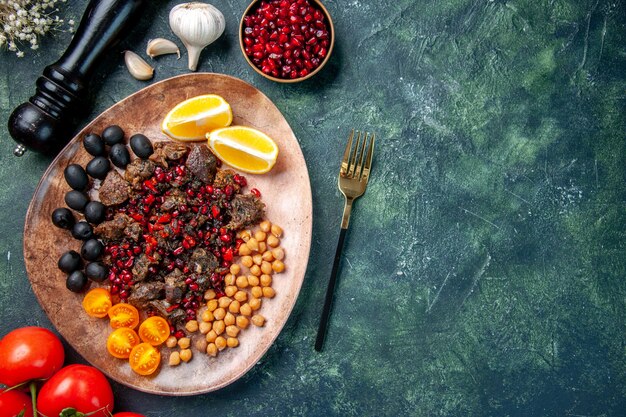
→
(1, 0, 625, 415)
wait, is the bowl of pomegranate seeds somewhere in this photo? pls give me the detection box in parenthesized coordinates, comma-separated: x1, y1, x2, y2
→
(240, 0, 334, 82)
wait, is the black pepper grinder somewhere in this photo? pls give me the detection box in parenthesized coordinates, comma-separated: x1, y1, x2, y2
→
(8, 0, 145, 157)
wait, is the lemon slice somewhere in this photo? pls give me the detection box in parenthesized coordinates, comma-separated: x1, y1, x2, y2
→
(207, 126, 279, 174)
(162, 94, 233, 141)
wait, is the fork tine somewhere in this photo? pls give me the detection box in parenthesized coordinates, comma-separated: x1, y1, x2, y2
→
(361, 132, 375, 184)
(340, 129, 354, 176)
(347, 130, 361, 177)
(354, 132, 368, 179)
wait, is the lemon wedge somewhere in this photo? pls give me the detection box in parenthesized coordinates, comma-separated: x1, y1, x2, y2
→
(207, 126, 279, 174)
(162, 94, 233, 141)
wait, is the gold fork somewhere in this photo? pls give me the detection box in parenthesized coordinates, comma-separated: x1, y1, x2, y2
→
(315, 129, 375, 351)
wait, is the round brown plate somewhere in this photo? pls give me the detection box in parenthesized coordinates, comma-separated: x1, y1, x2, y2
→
(23, 73, 312, 395)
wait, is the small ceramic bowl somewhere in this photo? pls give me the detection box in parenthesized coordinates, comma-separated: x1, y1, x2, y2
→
(239, 0, 335, 83)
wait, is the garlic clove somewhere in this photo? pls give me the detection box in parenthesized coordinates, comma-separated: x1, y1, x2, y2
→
(146, 38, 181, 59)
(169, 2, 225, 71)
(124, 50, 154, 80)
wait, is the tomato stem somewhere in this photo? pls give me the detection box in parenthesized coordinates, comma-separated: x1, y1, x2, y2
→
(29, 381, 37, 416)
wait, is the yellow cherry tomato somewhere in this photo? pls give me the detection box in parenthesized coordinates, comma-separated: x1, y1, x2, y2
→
(108, 303, 140, 329)
(82, 288, 112, 318)
(128, 343, 160, 376)
(138, 316, 170, 346)
(106, 328, 140, 359)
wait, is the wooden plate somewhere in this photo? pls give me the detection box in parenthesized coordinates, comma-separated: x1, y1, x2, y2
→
(23, 73, 312, 395)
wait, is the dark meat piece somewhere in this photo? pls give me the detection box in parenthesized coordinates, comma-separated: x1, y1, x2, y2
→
(227, 194, 265, 230)
(185, 145, 218, 183)
(94, 213, 131, 240)
(195, 274, 211, 293)
(164, 269, 186, 304)
(132, 253, 157, 282)
(127, 281, 164, 310)
(124, 221, 143, 242)
(98, 170, 130, 206)
(150, 142, 188, 167)
(213, 169, 241, 193)
(124, 158, 156, 189)
(189, 248, 218, 275)
(148, 300, 186, 326)
(161, 189, 186, 211)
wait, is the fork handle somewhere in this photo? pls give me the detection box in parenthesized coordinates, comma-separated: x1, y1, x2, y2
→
(315, 226, 348, 351)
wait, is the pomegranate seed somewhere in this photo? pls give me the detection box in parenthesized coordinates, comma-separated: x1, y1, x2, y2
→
(251, 188, 262, 197)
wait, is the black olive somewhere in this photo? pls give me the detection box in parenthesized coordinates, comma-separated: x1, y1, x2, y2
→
(85, 262, 108, 282)
(109, 143, 131, 168)
(102, 125, 125, 146)
(51, 207, 75, 229)
(86, 156, 111, 180)
(84, 201, 106, 224)
(81, 239, 104, 261)
(71, 221, 93, 240)
(66, 270, 88, 293)
(130, 134, 154, 159)
(58, 250, 83, 273)
(64, 190, 89, 212)
(83, 133, 106, 156)
(63, 164, 89, 191)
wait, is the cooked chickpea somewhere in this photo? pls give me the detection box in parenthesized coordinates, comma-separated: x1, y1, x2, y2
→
(249, 297, 262, 311)
(180, 348, 192, 362)
(272, 260, 285, 273)
(213, 307, 226, 320)
(224, 273, 235, 286)
(229, 264, 241, 275)
(166, 335, 178, 348)
(267, 234, 280, 248)
(262, 250, 274, 262)
(206, 343, 218, 357)
(225, 285, 237, 297)
(251, 314, 266, 327)
(254, 230, 267, 242)
(226, 325, 240, 338)
(224, 311, 236, 326)
(215, 336, 227, 351)
(234, 290, 248, 302)
(239, 303, 252, 316)
(271, 224, 283, 237)
(206, 330, 217, 343)
(201, 310, 214, 323)
(262, 287, 276, 298)
(260, 274, 272, 287)
(185, 320, 199, 333)
(251, 286, 263, 299)
(227, 337, 239, 348)
(236, 275, 249, 288)
(218, 296, 232, 308)
(236, 315, 250, 329)
(258, 242, 267, 253)
(247, 275, 260, 286)
(241, 255, 253, 268)
(228, 300, 241, 314)
(239, 230, 252, 242)
(212, 320, 225, 335)
(261, 261, 273, 275)
(252, 253, 263, 266)
(249, 264, 261, 276)
(260, 220, 271, 232)
(271, 247, 285, 261)
(204, 289, 216, 300)
(178, 337, 191, 349)
(195, 338, 208, 353)
(238, 244, 252, 256)
(199, 321, 212, 334)
(207, 299, 218, 312)
(246, 238, 259, 252)
(169, 351, 181, 366)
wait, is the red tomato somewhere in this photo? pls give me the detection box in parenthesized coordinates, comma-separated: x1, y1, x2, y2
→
(113, 413, 147, 417)
(0, 327, 65, 387)
(0, 389, 33, 417)
(37, 365, 114, 417)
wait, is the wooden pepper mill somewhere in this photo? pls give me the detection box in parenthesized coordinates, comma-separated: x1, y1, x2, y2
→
(8, 0, 145, 157)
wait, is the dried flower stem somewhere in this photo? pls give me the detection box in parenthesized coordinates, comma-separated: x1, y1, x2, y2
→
(0, 0, 71, 57)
